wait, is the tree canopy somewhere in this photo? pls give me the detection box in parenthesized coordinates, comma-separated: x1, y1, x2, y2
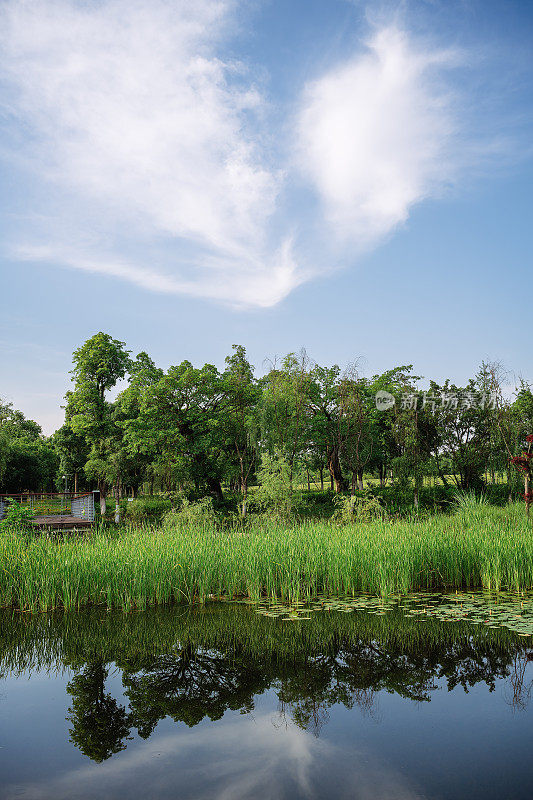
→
(2, 334, 532, 504)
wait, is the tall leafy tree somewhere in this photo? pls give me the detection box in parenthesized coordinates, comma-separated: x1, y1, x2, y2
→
(426, 378, 491, 491)
(67, 333, 131, 515)
(262, 351, 312, 484)
(0, 400, 58, 492)
(337, 369, 376, 494)
(307, 363, 347, 492)
(221, 345, 260, 516)
(117, 352, 164, 495)
(137, 361, 226, 499)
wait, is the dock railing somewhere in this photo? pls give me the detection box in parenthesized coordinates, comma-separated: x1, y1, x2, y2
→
(0, 492, 96, 522)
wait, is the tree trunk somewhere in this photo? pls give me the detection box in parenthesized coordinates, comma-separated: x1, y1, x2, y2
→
(98, 484, 106, 518)
(358, 470, 364, 491)
(240, 473, 248, 518)
(306, 468, 311, 491)
(434, 454, 449, 488)
(319, 467, 324, 491)
(327, 446, 347, 493)
(74, 472, 78, 494)
(114, 480, 120, 524)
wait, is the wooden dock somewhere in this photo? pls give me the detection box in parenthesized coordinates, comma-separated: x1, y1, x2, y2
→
(31, 515, 93, 531)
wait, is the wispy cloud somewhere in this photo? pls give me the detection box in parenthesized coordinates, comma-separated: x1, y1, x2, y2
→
(297, 25, 460, 248)
(2, 710, 428, 800)
(0, 2, 510, 307)
(0, 0, 297, 307)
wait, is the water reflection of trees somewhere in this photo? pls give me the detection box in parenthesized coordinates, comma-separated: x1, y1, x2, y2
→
(66, 662, 131, 762)
(0, 605, 531, 761)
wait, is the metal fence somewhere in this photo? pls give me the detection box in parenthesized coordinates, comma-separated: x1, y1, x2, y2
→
(0, 492, 95, 522)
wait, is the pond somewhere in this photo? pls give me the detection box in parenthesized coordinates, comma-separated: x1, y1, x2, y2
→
(1, 599, 532, 800)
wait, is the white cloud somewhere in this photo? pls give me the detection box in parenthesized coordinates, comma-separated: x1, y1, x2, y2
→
(2, 710, 428, 800)
(297, 26, 460, 248)
(0, 4, 493, 306)
(0, 0, 296, 307)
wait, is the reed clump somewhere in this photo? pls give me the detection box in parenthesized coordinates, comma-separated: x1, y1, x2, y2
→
(1, 503, 532, 612)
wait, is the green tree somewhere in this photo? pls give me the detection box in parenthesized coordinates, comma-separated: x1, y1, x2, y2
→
(117, 352, 164, 496)
(52, 419, 89, 493)
(221, 346, 260, 516)
(255, 450, 294, 518)
(307, 363, 347, 492)
(426, 377, 491, 491)
(262, 351, 312, 484)
(0, 401, 58, 492)
(137, 361, 226, 499)
(67, 333, 131, 516)
(336, 368, 376, 495)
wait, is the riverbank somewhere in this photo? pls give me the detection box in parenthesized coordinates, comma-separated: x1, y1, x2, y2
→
(1, 503, 532, 611)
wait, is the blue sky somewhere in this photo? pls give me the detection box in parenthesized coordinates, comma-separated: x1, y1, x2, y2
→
(1, 0, 532, 433)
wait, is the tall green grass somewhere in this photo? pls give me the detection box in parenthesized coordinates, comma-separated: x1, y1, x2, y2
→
(1, 503, 532, 611)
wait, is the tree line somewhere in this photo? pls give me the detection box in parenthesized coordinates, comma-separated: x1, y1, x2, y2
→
(2, 332, 533, 514)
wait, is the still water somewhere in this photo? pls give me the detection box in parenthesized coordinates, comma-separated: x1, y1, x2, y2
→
(1, 602, 532, 800)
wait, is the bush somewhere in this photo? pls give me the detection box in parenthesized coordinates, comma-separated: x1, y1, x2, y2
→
(162, 497, 219, 529)
(123, 497, 172, 524)
(254, 452, 294, 520)
(1, 501, 34, 529)
(332, 491, 384, 524)
(484, 483, 522, 505)
(293, 490, 335, 518)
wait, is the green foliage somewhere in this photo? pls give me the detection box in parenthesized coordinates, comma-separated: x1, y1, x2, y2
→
(221, 345, 260, 513)
(1, 504, 533, 611)
(254, 451, 294, 519)
(0, 401, 58, 492)
(1, 501, 34, 529)
(332, 490, 384, 523)
(11, 332, 532, 513)
(453, 490, 489, 509)
(452, 491, 490, 523)
(293, 490, 335, 518)
(162, 497, 219, 529)
(124, 497, 172, 524)
(261, 351, 312, 479)
(67, 332, 132, 505)
(71, 332, 131, 400)
(130, 359, 226, 498)
(51, 423, 88, 491)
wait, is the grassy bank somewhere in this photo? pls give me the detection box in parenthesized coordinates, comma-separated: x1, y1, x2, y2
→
(1, 503, 533, 611)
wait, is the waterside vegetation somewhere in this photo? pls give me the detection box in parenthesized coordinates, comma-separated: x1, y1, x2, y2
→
(2, 503, 533, 612)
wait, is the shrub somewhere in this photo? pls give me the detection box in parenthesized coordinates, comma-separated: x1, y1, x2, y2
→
(294, 490, 335, 518)
(162, 497, 219, 529)
(254, 452, 294, 520)
(1, 501, 34, 529)
(123, 497, 172, 524)
(332, 491, 384, 524)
